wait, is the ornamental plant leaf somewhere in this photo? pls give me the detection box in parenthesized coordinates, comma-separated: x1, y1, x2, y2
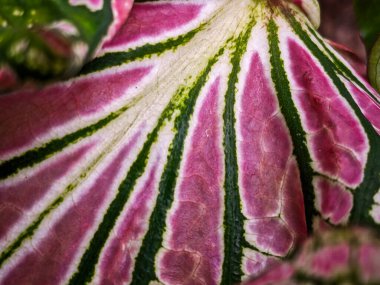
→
(0, 1, 379, 284)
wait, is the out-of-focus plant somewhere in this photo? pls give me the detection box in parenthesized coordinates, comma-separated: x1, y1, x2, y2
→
(244, 221, 380, 285)
(0, 0, 132, 91)
(354, 0, 380, 91)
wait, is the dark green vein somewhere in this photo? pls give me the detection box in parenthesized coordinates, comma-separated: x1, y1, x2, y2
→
(220, 16, 256, 285)
(68, 110, 164, 285)
(0, 148, 105, 267)
(0, 196, 64, 267)
(130, 48, 224, 285)
(305, 23, 378, 102)
(287, 15, 380, 231)
(80, 21, 208, 75)
(0, 100, 136, 180)
(67, 84, 191, 285)
(268, 19, 315, 232)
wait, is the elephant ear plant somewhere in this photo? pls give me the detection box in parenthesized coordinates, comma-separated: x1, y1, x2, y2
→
(0, 0, 379, 284)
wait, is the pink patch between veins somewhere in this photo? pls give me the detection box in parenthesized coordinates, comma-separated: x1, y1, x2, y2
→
(314, 177, 353, 224)
(246, 218, 294, 256)
(103, 0, 134, 44)
(288, 39, 368, 187)
(0, 143, 93, 242)
(280, 160, 307, 241)
(158, 78, 223, 285)
(2, 133, 140, 285)
(244, 251, 279, 278)
(239, 53, 292, 218)
(239, 53, 306, 254)
(348, 82, 380, 133)
(103, 3, 202, 49)
(0, 67, 150, 158)
(99, 158, 160, 284)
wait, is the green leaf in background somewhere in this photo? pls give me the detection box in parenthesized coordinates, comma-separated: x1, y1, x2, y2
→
(368, 36, 380, 91)
(354, 0, 380, 91)
(353, 0, 380, 50)
(0, 0, 132, 89)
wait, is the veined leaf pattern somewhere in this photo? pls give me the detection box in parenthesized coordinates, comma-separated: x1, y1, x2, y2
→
(0, 1, 379, 284)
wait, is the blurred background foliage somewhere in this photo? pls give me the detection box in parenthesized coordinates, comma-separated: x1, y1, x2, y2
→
(319, 0, 380, 91)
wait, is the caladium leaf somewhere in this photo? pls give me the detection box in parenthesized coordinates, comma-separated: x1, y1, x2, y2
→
(0, 1, 379, 284)
(244, 222, 380, 284)
(0, 0, 133, 87)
